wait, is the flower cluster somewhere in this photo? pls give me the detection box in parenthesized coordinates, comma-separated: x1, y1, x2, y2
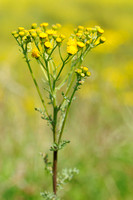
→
(12, 22, 66, 57)
(66, 25, 106, 55)
(75, 66, 91, 85)
(12, 23, 105, 59)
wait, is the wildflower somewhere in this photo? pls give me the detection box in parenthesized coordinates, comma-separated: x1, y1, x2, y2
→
(67, 38, 77, 46)
(77, 41, 85, 48)
(76, 32, 82, 37)
(56, 23, 61, 28)
(14, 33, 19, 38)
(52, 25, 58, 30)
(67, 45, 78, 55)
(78, 26, 84, 30)
(82, 66, 88, 73)
(56, 37, 62, 46)
(60, 34, 65, 40)
(46, 29, 56, 35)
(86, 71, 91, 77)
(100, 36, 106, 43)
(29, 29, 35, 34)
(86, 40, 90, 45)
(40, 22, 49, 27)
(86, 27, 92, 32)
(31, 23, 37, 29)
(39, 32, 47, 39)
(12, 31, 17, 35)
(31, 48, 40, 59)
(31, 32, 37, 38)
(18, 27, 24, 31)
(75, 69, 82, 74)
(97, 28, 104, 35)
(36, 28, 42, 35)
(81, 73, 85, 77)
(19, 31, 25, 37)
(44, 41, 53, 49)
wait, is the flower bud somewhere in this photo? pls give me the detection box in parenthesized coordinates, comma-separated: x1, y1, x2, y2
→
(31, 23, 37, 29)
(100, 36, 106, 43)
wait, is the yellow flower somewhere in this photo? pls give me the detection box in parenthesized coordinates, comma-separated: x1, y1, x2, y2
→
(82, 66, 88, 72)
(39, 32, 47, 39)
(77, 41, 85, 48)
(12, 31, 17, 35)
(67, 45, 78, 55)
(44, 41, 53, 49)
(78, 26, 84, 30)
(86, 27, 92, 32)
(100, 36, 106, 43)
(46, 29, 56, 35)
(86, 40, 90, 45)
(31, 32, 37, 38)
(56, 37, 62, 43)
(31, 23, 37, 29)
(75, 69, 82, 74)
(76, 32, 82, 37)
(67, 38, 77, 46)
(31, 48, 40, 58)
(52, 25, 58, 30)
(19, 31, 25, 37)
(18, 27, 24, 31)
(60, 34, 65, 40)
(81, 73, 85, 77)
(86, 71, 91, 77)
(36, 28, 42, 35)
(97, 28, 104, 35)
(40, 22, 49, 27)
(14, 34, 19, 38)
(56, 23, 61, 28)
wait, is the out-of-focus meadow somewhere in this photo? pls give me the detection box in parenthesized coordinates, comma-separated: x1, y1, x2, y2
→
(0, 0, 133, 199)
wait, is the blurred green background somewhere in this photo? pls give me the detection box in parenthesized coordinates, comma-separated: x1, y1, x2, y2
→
(1, 0, 133, 199)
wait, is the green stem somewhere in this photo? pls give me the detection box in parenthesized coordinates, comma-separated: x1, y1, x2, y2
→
(55, 55, 70, 81)
(24, 54, 50, 118)
(58, 82, 78, 144)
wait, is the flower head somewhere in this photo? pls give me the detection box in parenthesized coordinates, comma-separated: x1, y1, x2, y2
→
(31, 48, 40, 59)
(44, 41, 53, 49)
(39, 32, 47, 39)
(77, 41, 85, 48)
(40, 22, 49, 27)
(67, 45, 78, 55)
(100, 36, 106, 43)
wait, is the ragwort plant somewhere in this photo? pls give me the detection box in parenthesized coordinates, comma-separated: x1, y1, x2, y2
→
(12, 22, 105, 199)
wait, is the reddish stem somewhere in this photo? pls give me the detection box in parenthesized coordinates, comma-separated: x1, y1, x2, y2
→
(53, 151, 58, 194)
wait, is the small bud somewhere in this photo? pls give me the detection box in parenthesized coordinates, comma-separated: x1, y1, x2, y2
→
(97, 28, 104, 35)
(31, 23, 37, 29)
(100, 36, 106, 43)
(14, 33, 19, 38)
(77, 41, 85, 48)
(31, 32, 37, 38)
(56, 23, 61, 28)
(78, 80, 84, 85)
(12, 31, 17, 35)
(81, 73, 85, 77)
(86, 71, 91, 77)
